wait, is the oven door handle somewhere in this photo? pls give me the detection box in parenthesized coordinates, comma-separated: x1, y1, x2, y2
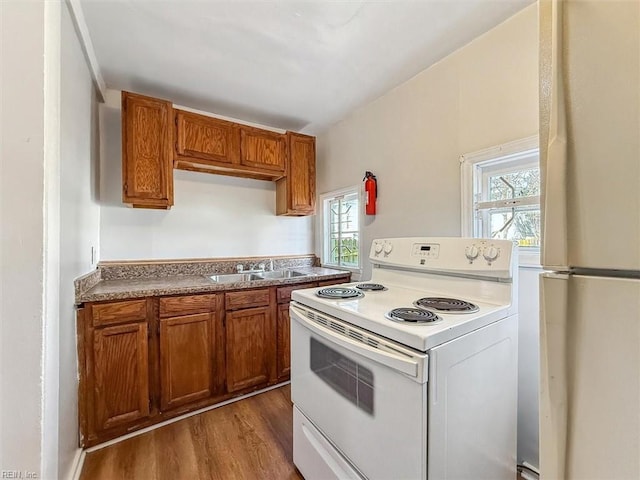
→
(291, 305, 420, 378)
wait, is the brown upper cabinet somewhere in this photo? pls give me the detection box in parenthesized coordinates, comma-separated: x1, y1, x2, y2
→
(276, 132, 316, 216)
(120, 91, 315, 214)
(175, 110, 238, 166)
(121, 92, 174, 209)
(174, 109, 286, 181)
(238, 125, 286, 174)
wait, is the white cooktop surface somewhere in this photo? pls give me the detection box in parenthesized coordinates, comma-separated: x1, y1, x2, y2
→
(292, 282, 511, 352)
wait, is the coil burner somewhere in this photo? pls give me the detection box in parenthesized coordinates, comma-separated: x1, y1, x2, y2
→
(385, 307, 442, 324)
(355, 283, 387, 291)
(414, 297, 479, 313)
(316, 287, 364, 300)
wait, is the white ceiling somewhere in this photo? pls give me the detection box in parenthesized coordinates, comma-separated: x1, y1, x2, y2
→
(80, 0, 533, 134)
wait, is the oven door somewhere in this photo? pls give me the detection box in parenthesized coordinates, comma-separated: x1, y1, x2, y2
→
(290, 303, 428, 480)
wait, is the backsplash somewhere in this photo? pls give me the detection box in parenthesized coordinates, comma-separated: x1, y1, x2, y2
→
(93, 254, 317, 280)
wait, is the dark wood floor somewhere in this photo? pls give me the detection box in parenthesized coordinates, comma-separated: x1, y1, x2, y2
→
(81, 384, 528, 480)
(81, 384, 303, 480)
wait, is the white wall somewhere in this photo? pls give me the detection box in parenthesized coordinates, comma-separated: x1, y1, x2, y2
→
(98, 98, 314, 260)
(0, 1, 47, 476)
(42, 2, 62, 477)
(317, 4, 538, 280)
(1, 3, 100, 478)
(57, 3, 102, 478)
(316, 3, 540, 468)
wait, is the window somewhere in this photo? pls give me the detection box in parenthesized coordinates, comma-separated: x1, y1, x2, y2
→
(319, 186, 361, 270)
(461, 136, 541, 264)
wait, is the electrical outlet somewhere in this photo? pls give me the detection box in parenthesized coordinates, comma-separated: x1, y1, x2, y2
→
(91, 246, 97, 266)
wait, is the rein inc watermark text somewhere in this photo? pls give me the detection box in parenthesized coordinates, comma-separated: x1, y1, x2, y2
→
(1, 472, 38, 479)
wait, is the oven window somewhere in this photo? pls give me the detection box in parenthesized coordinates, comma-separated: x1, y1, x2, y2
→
(310, 338, 374, 415)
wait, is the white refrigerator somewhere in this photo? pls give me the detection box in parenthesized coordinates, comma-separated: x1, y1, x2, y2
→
(539, 1, 640, 479)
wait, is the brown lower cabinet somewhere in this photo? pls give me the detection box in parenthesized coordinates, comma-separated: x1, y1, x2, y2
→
(77, 275, 349, 447)
(91, 322, 150, 432)
(226, 306, 273, 393)
(160, 312, 220, 410)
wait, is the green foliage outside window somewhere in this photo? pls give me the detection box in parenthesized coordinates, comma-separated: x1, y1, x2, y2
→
(326, 193, 359, 267)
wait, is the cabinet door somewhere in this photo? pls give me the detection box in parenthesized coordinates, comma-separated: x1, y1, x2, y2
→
(175, 110, 238, 165)
(289, 132, 316, 214)
(121, 91, 173, 208)
(160, 313, 216, 410)
(239, 126, 286, 174)
(277, 303, 291, 380)
(226, 306, 273, 393)
(276, 132, 316, 215)
(93, 322, 150, 432)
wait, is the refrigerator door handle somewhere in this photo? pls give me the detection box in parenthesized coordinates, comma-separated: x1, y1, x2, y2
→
(540, 0, 569, 270)
(540, 273, 570, 479)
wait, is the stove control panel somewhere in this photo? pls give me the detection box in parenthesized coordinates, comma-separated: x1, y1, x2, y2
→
(369, 237, 515, 280)
(412, 243, 440, 259)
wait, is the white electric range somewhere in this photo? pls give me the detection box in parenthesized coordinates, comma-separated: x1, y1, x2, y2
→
(290, 237, 518, 480)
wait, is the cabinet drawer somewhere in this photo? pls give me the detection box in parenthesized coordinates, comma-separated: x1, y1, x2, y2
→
(159, 294, 216, 318)
(91, 299, 149, 327)
(318, 277, 349, 288)
(225, 289, 270, 310)
(277, 282, 317, 304)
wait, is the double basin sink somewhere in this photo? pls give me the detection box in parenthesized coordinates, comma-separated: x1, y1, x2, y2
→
(209, 270, 314, 284)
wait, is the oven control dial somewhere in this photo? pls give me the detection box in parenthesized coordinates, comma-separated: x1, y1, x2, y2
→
(383, 243, 393, 255)
(374, 242, 383, 255)
(465, 245, 480, 261)
(483, 246, 500, 262)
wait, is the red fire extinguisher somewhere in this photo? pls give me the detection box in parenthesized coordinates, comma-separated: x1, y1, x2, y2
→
(363, 171, 377, 215)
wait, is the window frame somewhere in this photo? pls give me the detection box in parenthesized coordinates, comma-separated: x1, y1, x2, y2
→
(317, 185, 363, 274)
(460, 135, 541, 266)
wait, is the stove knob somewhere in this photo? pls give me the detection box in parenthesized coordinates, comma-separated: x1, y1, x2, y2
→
(465, 245, 480, 261)
(483, 246, 500, 262)
(374, 242, 383, 254)
(383, 243, 393, 255)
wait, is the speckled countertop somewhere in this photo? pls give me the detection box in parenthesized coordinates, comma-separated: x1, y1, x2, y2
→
(76, 259, 350, 303)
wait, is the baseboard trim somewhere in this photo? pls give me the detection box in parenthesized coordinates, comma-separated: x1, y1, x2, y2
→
(70, 448, 86, 480)
(85, 381, 290, 453)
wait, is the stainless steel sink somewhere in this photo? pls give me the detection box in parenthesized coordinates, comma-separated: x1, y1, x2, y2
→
(209, 273, 265, 283)
(255, 270, 310, 279)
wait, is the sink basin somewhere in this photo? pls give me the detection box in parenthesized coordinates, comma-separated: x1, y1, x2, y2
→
(209, 273, 265, 283)
(255, 270, 309, 279)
